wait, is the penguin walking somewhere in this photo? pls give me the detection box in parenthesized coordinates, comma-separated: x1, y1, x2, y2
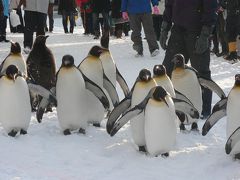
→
(171, 54, 226, 131)
(78, 46, 119, 127)
(0, 65, 56, 137)
(56, 55, 109, 135)
(99, 34, 130, 97)
(0, 42, 27, 77)
(109, 86, 199, 156)
(202, 74, 240, 159)
(26, 35, 56, 111)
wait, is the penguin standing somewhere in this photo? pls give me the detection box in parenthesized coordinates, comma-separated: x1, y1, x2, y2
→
(56, 55, 109, 135)
(202, 74, 240, 159)
(0, 42, 27, 77)
(99, 34, 130, 97)
(109, 86, 199, 156)
(26, 35, 56, 111)
(78, 46, 119, 127)
(171, 54, 226, 131)
(0, 65, 55, 137)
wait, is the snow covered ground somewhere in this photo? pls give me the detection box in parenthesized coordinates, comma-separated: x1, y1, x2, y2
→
(0, 17, 240, 180)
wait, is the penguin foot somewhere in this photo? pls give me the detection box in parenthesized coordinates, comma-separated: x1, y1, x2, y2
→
(8, 130, 18, 137)
(139, 146, 147, 152)
(234, 153, 240, 160)
(161, 152, 169, 158)
(93, 123, 101, 127)
(63, 129, 71, 135)
(79, 128, 86, 135)
(191, 122, 199, 131)
(20, 129, 27, 135)
(180, 123, 186, 131)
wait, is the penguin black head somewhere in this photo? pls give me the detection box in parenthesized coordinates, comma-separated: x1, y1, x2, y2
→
(10, 42, 21, 54)
(62, 55, 74, 67)
(152, 86, 168, 102)
(33, 35, 49, 47)
(234, 74, 240, 86)
(6, 65, 19, 80)
(88, 46, 104, 57)
(172, 54, 185, 68)
(138, 69, 151, 82)
(153, 64, 166, 76)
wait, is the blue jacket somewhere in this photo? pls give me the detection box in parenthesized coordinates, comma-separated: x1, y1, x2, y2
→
(163, 0, 218, 30)
(121, 0, 159, 14)
(2, 0, 9, 17)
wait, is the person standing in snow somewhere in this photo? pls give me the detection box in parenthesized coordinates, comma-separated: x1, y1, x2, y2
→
(19, 0, 55, 54)
(160, 0, 218, 119)
(58, 0, 77, 34)
(0, 0, 9, 42)
(121, 0, 160, 57)
(220, 0, 240, 62)
(152, 0, 164, 41)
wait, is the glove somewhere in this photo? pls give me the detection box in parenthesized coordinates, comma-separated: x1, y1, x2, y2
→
(153, 6, 160, 15)
(195, 26, 213, 54)
(159, 21, 171, 50)
(122, 12, 129, 20)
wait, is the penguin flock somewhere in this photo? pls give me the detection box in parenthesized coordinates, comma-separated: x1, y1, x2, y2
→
(0, 35, 239, 160)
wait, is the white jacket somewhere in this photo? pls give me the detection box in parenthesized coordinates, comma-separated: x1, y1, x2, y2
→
(24, 0, 54, 14)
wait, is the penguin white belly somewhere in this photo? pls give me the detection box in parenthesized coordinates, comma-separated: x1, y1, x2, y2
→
(85, 89, 105, 124)
(154, 76, 176, 97)
(79, 59, 104, 88)
(2, 55, 27, 77)
(56, 69, 87, 131)
(145, 99, 176, 156)
(130, 80, 157, 146)
(226, 89, 240, 138)
(100, 52, 117, 87)
(0, 77, 31, 133)
(172, 70, 202, 124)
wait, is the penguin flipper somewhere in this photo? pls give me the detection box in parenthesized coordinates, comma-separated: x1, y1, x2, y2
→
(106, 95, 132, 134)
(174, 89, 194, 106)
(116, 67, 130, 97)
(198, 76, 226, 99)
(36, 87, 56, 123)
(212, 98, 228, 114)
(103, 73, 119, 107)
(202, 108, 226, 136)
(172, 98, 199, 119)
(110, 105, 144, 136)
(82, 73, 110, 110)
(225, 127, 240, 154)
(28, 83, 57, 105)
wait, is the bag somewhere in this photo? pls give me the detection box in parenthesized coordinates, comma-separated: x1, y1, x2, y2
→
(10, 10, 21, 27)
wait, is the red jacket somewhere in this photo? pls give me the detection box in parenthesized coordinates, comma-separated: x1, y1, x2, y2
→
(79, 0, 92, 13)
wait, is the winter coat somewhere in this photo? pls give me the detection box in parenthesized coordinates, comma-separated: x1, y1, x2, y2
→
(111, 0, 121, 19)
(0, 0, 3, 15)
(58, 0, 76, 13)
(79, 0, 92, 13)
(92, 0, 111, 13)
(221, 0, 240, 16)
(121, 0, 159, 14)
(2, 0, 9, 17)
(163, 0, 218, 31)
(24, 0, 54, 14)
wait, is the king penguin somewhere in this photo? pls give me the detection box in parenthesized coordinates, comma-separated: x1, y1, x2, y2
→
(0, 65, 55, 137)
(99, 33, 130, 97)
(202, 74, 240, 159)
(109, 86, 199, 156)
(78, 45, 119, 123)
(171, 54, 226, 131)
(56, 55, 109, 135)
(0, 41, 27, 77)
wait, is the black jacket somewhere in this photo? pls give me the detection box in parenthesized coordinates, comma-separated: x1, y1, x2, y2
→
(92, 0, 111, 13)
(163, 0, 218, 30)
(58, 0, 76, 13)
(221, 0, 240, 16)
